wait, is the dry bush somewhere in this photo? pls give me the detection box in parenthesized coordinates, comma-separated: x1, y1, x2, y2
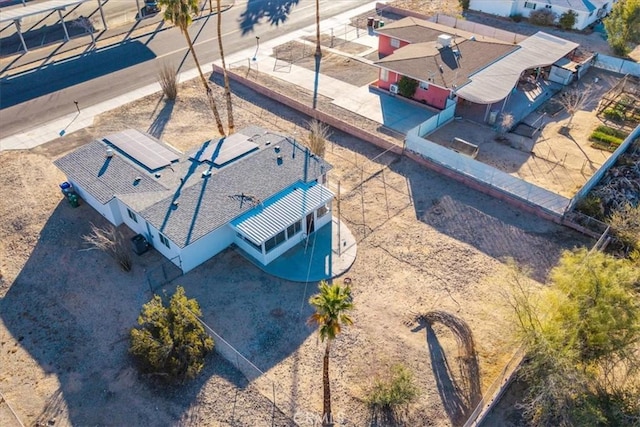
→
(306, 119, 330, 157)
(82, 223, 132, 271)
(609, 203, 640, 249)
(157, 63, 178, 101)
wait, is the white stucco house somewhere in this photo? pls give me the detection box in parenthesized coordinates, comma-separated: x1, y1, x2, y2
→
(54, 126, 334, 273)
(468, 0, 617, 30)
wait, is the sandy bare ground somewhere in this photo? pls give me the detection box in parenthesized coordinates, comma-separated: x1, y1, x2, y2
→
(0, 66, 595, 427)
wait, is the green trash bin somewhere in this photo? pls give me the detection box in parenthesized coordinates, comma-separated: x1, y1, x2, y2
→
(67, 193, 80, 208)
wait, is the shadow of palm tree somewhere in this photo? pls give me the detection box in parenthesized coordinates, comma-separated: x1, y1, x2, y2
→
(412, 311, 482, 426)
(239, 0, 301, 35)
(147, 100, 175, 138)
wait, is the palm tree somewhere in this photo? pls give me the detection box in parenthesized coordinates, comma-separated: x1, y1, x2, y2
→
(314, 0, 322, 58)
(216, 0, 234, 134)
(308, 280, 354, 426)
(159, 0, 226, 136)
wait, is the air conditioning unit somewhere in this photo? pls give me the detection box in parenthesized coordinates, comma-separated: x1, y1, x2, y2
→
(389, 84, 399, 95)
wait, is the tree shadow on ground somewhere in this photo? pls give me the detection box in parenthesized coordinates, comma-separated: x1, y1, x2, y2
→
(147, 99, 175, 138)
(412, 311, 482, 427)
(239, 0, 301, 35)
(0, 202, 294, 425)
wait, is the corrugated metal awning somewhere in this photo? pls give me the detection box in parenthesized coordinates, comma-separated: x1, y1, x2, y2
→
(231, 184, 334, 244)
(455, 32, 579, 104)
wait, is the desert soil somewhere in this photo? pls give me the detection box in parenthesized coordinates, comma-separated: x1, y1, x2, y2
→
(0, 62, 595, 427)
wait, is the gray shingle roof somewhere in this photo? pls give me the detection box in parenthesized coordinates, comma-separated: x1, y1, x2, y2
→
(53, 140, 170, 204)
(375, 38, 517, 89)
(54, 127, 332, 249)
(376, 16, 510, 45)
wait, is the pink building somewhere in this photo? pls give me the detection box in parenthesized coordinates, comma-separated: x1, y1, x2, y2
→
(374, 17, 517, 110)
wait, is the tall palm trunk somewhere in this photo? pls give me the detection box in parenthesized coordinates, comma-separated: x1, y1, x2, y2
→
(217, 0, 235, 134)
(322, 341, 333, 426)
(183, 29, 225, 136)
(315, 0, 322, 58)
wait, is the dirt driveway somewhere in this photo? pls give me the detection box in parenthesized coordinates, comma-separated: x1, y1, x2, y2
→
(0, 74, 594, 427)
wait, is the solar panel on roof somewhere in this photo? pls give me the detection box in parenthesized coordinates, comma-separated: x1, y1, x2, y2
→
(189, 133, 259, 167)
(105, 129, 179, 171)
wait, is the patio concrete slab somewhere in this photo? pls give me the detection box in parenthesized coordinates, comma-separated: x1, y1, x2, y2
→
(237, 217, 357, 283)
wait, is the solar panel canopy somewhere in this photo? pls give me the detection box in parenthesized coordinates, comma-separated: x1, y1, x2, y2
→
(190, 133, 259, 167)
(105, 129, 179, 171)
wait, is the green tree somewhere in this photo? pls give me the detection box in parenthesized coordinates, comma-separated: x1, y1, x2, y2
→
(397, 76, 418, 98)
(308, 281, 354, 426)
(130, 286, 214, 382)
(559, 10, 577, 29)
(159, 0, 226, 136)
(504, 250, 640, 425)
(215, 0, 234, 134)
(604, 0, 640, 56)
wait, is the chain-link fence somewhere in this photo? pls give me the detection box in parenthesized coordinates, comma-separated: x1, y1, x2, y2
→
(145, 255, 182, 293)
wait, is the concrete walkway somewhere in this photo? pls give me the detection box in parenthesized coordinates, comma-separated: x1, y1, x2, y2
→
(223, 24, 434, 134)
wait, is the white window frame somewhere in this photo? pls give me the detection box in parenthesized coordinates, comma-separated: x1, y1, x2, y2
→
(524, 1, 536, 9)
(158, 233, 170, 249)
(419, 81, 429, 90)
(390, 38, 400, 48)
(380, 69, 389, 82)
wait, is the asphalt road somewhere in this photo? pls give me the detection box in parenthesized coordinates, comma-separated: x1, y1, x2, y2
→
(0, 0, 372, 139)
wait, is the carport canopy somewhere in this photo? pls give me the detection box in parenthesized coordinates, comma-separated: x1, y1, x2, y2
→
(0, 0, 107, 52)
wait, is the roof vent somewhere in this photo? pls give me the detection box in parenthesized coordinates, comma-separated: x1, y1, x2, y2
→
(438, 34, 452, 48)
(134, 176, 142, 184)
(202, 170, 212, 178)
(265, 140, 271, 146)
(274, 145, 281, 153)
(106, 148, 114, 158)
(155, 172, 161, 178)
(452, 48, 460, 57)
(277, 155, 283, 165)
(439, 64, 444, 73)
(172, 201, 179, 208)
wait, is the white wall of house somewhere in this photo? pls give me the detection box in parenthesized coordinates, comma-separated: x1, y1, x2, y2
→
(470, 0, 605, 29)
(145, 222, 183, 270)
(180, 225, 235, 273)
(469, 0, 516, 17)
(115, 200, 148, 236)
(68, 179, 123, 225)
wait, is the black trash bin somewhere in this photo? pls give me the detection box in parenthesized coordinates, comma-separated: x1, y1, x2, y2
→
(131, 234, 150, 255)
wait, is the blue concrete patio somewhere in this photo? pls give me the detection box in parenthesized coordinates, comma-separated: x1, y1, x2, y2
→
(377, 90, 437, 134)
(236, 217, 357, 282)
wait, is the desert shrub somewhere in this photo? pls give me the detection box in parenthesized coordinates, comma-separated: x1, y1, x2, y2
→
(609, 203, 640, 249)
(459, 0, 470, 11)
(529, 9, 557, 26)
(306, 119, 330, 157)
(397, 76, 419, 98)
(130, 286, 214, 383)
(593, 125, 628, 139)
(604, 107, 625, 122)
(510, 13, 523, 22)
(576, 195, 603, 219)
(82, 223, 132, 271)
(558, 10, 577, 29)
(157, 63, 178, 101)
(366, 364, 419, 420)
